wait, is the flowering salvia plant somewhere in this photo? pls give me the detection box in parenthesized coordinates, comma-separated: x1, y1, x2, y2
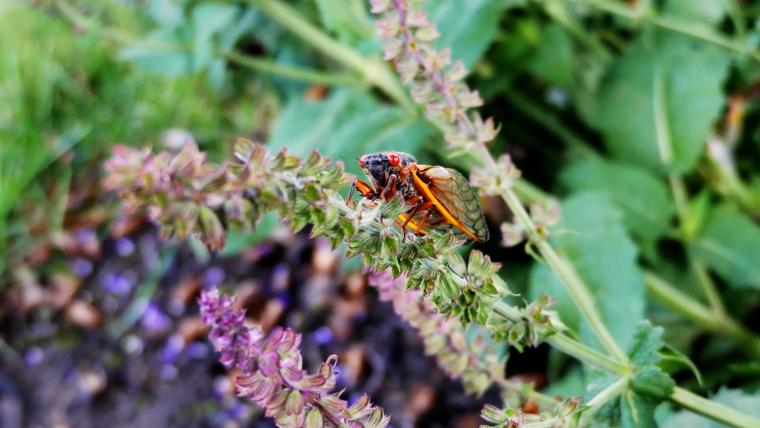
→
(199, 289, 389, 427)
(104, 140, 548, 331)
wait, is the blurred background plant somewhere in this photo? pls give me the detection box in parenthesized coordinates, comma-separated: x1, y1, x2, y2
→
(4, 0, 760, 427)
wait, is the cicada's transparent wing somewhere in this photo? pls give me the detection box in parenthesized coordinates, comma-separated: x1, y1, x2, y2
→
(411, 165, 489, 242)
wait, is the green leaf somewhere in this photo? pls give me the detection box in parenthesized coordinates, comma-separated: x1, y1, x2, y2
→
(267, 89, 435, 177)
(528, 192, 645, 350)
(620, 389, 657, 428)
(632, 366, 675, 400)
(592, 32, 730, 173)
(691, 204, 760, 290)
(560, 157, 675, 240)
(659, 345, 703, 386)
(628, 321, 666, 366)
(148, 0, 186, 29)
(659, 388, 760, 428)
(120, 29, 192, 76)
(664, 0, 730, 25)
(314, 0, 373, 45)
(426, 0, 505, 68)
(626, 322, 675, 400)
(191, 3, 239, 72)
(525, 23, 574, 87)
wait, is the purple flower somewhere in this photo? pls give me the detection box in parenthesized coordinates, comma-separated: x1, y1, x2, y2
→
(142, 302, 171, 335)
(24, 347, 44, 367)
(101, 271, 136, 296)
(204, 267, 226, 288)
(115, 238, 135, 257)
(311, 326, 334, 346)
(199, 289, 390, 427)
(70, 258, 93, 278)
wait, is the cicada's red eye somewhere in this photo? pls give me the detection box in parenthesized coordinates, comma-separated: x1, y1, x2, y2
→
(387, 152, 400, 167)
(357, 159, 365, 169)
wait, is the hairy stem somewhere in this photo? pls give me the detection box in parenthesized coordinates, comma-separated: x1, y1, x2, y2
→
(574, 0, 760, 62)
(584, 376, 630, 417)
(220, 50, 367, 87)
(497, 182, 628, 362)
(493, 302, 629, 375)
(669, 175, 727, 317)
(645, 271, 760, 359)
(503, 87, 760, 357)
(672, 387, 760, 428)
(57, 0, 360, 88)
(244, 0, 417, 113)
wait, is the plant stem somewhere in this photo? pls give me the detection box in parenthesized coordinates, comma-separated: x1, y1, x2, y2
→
(500, 87, 760, 359)
(244, 0, 417, 113)
(57, 0, 359, 88)
(645, 270, 760, 359)
(671, 387, 760, 428)
(547, 333, 629, 375)
(542, 0, 611, 61)
(492, 302, 629, 375)
(106, 246, 177, 338)
(493, 377, 559, 410)
(220, 50, 367, 87)
(703, 154, 760, 215)
(495, 301, 760, 427)
(503, 88, 598, 159)
(575, 0, 760, 63)
(497, 186, 628, 362)
(644, 271, 719, 330)
(669, 175, 727, 317)
(584, 376, 629, 416)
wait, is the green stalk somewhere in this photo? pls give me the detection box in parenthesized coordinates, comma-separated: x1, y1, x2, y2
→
(644, 271, 719, 331)
(57, 0, 357, 88)
(493, 302, 629, 375)
(495, 301, 760, 427)
(503, 89, 598, 159)
(669, 175, 727, 317)
(220, 50, 366, 87)
(106, 246, 177, 338)
(503, 86, 760, 359)
(584, 376, 630, 416)
(575, 0, 760, 63)
(672, 387, 760, 428)
(645, 272, 760, 359)
(703, 155, 760, 215)
(498, 186, 628, 362)
(244, 0, 417, 113)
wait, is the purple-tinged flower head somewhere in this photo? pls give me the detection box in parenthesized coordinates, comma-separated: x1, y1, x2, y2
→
(199, 289, 390, 428)
(368, 270, 504, 396)
(371, 0, 514, 195)
(199, 289, 261, 373)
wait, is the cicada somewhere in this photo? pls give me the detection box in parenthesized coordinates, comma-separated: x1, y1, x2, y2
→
(349, 151, 489, 243)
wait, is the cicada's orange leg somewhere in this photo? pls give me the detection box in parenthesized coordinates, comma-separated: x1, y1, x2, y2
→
(348, 179, 376, 207)
(416, 209, 433, 231)
(401, 199, 434, 239)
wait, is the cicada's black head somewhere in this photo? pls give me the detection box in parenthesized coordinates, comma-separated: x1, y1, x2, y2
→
(357, 151, 416, 190)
